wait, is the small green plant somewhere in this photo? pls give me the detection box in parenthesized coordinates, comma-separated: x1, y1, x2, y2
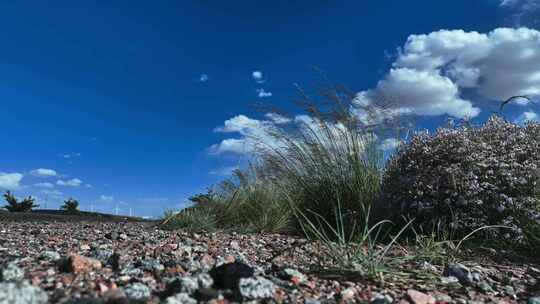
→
(3, 191, 38, 212)
(290, 195, 413, 279)
(61, 198, 80, 214)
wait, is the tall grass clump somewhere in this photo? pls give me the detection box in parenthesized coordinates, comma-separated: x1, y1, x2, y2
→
(256, 84, 398, 240)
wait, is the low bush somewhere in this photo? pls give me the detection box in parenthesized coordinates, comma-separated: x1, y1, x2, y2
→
(381, 115, 540, 243)
(61, 198, 80, 214)
(3, 191, 38, 212)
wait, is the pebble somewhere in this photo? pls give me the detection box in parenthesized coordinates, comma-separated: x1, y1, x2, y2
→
(238, 276, 276, 300)
(0, 281, 48, 304)
(440, 276, 460, 285)
(406, 289, 436, 304)
(0, 263, 25, 282)
(40, 251, 61, 262)
(124, 282, 151, 300)
(209, 262, 254, 289)
(370, 293, 394, 304)
(65, 254, 102, 274)
(529, 297, 540, 304)
(283, 268, 307, 284)
(165, 292, 197, 304)
(444, 263, 474, 285)
(341, 287, 356, 301)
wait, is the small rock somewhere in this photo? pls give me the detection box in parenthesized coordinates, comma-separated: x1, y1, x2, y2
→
(529, 297, 540, 304)
(118, 233, 128, 241)
(105, 232, 118, 240)
(124, 282, 151, 300)
(370, 293, 393, 304)
(282, 268, 307, 284)
(40, 251, 61, 262)
(229, 240, 240, 250)
(434, 294, 452, 303)
(477, 281, 493, 293)
(341, 287, 356, 301)
(80, 244, 91, 251)
(139, 258, 165, 274)
(440, 276, 460, 285)
(165, 292, 197, 304)
(444, 263, 473, 285)
(209, 262, 254, 290)
(178, 277, 199, 295)
(102, 288, 128, 304)
(197, 273, 214, 289)
(0, 281, 48, 304)
(407, 289, 435, 304)
(238, 276, 275, 300)
(503, 285, 516, 296)
(0, 262, 25, 282)
(194, 288, 220, 301)
(64, 254, 102, 274)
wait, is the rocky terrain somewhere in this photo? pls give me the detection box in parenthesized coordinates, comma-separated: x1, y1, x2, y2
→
(0, 217, 539, 303)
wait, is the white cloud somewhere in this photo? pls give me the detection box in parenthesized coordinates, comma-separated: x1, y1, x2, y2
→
(85, 184, 92, 188)
(515, 110, 539, 123)
(252, 71, 263, 80)
(0, 172, 23, 190)
(211, 113, 374, 156)
(30, 168, 57, 178)
(199, 74, 209, 82)
(265, 113, 292, 124)
(100, 195, 114, 203)
(57, 178, 83, 187)
(256, 88, 273, 98)
(34, 182, 54, 189)
(355, 28, 540, 120)
(210, 114, 279, 154)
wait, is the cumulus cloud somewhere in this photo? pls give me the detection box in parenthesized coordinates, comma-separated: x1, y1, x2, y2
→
(57, 178, 83, 187)
(30, 168, 57, 178)
(0, 172, 23, 190)
(265, 113, 292, 124)
(34, 182, 54, 189)
(210, 114, 279, 154)
(256, 88, 273, 98)
(354, 28, 540, 120)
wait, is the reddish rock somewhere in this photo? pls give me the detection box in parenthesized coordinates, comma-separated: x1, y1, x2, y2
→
(407, 289, 436, 304)
(66, 254, 102, 273)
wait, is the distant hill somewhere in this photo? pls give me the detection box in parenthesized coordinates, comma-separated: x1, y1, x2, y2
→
(0, 209, 156, 223)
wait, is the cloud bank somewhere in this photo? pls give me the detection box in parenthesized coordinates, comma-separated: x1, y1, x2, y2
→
(354, 27, 540, 119)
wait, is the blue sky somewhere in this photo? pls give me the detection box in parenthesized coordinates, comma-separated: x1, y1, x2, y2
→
(1, 1, 539, 217)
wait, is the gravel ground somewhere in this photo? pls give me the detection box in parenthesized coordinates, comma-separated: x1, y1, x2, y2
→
(0, 217, 539, 303)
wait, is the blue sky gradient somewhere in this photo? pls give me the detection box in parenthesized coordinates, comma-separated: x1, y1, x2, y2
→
(1, 1, 539, 217)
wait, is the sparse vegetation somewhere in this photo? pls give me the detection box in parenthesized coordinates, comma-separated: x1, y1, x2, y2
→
(3, 191, 39, 212)
(163, 84, 539, 282)
(60, 198, 80, 214)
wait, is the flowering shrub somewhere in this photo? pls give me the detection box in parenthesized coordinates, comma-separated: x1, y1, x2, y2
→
(381, 115, 540, 242)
